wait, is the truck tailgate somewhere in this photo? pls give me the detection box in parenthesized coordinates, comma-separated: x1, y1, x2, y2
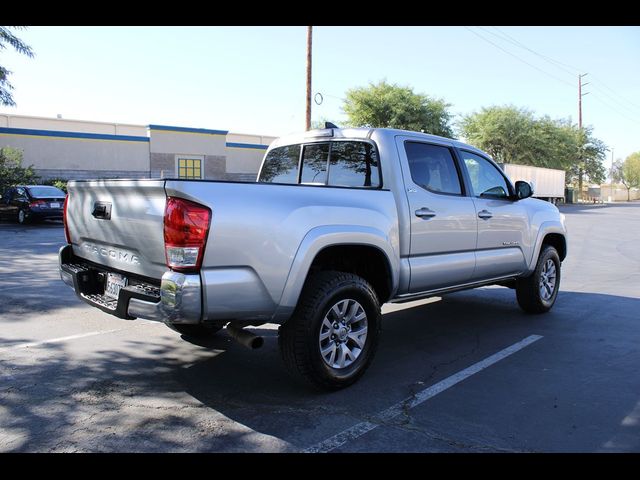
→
(66, 179, 168, 280)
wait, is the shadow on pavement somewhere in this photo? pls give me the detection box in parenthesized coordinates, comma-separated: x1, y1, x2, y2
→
(2, 288, 638, 452)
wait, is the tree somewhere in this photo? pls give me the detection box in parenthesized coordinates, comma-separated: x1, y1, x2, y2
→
(569, 126, 607, 193)
(343, 80, 454, 138)
(0, 147, 38, 193)
(1, 26, 34, 106)
(459, 105, 607, 189)
(459, 106, 538, 164)
(612, 152, 640, 201)
(459, 106, 575, 170)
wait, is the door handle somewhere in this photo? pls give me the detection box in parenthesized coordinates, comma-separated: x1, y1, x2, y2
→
(415, 207, 436, 218)
(478, 209, 493, 219)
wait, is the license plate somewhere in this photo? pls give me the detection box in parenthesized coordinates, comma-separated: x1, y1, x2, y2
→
(50, 202, 60, 208)
(105, 273, 127, 299)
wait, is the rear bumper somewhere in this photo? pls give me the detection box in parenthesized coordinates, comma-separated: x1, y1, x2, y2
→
(27, 209, 63, 220)
(59, 244, 201, 324)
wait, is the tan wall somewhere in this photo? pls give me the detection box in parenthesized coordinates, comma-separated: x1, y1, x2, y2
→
(225, 146, 267, 174)
(227, 132, 277, 146)
(0, 114, 278, 179)
(0, 134, 150, 171)
(0, 113, 147, 137)
(149, 129, 227, 156)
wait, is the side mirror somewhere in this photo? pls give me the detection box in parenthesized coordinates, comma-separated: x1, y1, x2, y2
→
(515, 180, 534, 200)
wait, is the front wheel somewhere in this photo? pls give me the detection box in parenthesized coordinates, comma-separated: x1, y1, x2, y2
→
(279, 270, 381, 391)
(516, 246, 561, 313)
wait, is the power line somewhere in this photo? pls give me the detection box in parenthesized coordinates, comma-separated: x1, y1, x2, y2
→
(487, 27, 640, 116)
(472, 27, 640, 123)
(588, 91, 640, 125)
(588, 84, 640, 117)
(590, 76, 640, 113)
(464, 27, 575, 88)
(488, 27, 582, 77)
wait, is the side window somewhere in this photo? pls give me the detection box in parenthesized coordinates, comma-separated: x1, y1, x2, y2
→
(404, 142, 462, 195)
(460, 151, 510, 199)
(328, 141, 380, 188)
(300, 143, 330, 184)
(14, 187, 27, 199)
(258, 145, 301, 184)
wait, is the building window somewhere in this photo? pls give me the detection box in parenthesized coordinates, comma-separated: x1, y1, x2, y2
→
(176, 156, 203, 179)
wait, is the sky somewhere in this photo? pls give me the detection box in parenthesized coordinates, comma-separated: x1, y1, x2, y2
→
(1, 26, 639, 167)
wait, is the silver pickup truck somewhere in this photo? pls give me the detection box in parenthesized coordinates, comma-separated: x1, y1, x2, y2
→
(60, 127, 567, 390)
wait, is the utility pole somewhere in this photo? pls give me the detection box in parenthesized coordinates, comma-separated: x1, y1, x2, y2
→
(578, 73, 589, 129)
(305, 26, 313, 131)
(578, 73, 589, 200)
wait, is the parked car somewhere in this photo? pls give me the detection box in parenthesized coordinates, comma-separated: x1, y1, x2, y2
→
(0, 185, 66, 224)
(60, 127, 567, 390)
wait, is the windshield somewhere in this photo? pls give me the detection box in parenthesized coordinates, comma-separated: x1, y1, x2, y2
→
(27, 186, 65, 198)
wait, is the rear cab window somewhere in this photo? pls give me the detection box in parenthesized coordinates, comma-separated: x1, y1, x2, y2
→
(258, 144, 301, 184)
(258, 140, 381, 188)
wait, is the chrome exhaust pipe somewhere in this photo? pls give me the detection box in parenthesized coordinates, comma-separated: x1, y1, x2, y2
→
(226, 324, 264, 350)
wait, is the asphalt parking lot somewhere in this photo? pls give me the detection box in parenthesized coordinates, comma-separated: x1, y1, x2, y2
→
(1, 203, 639, 452)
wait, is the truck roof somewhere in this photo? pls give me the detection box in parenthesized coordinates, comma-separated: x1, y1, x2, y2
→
(270, 127, 488, 157)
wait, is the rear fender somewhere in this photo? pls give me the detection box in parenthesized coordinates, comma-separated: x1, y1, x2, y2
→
(272, 225, 399, 323)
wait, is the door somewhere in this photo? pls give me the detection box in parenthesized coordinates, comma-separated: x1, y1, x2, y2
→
(397, 138, 478, 293)
(1, 188, 26, 220)
(457, 150, 529, 280)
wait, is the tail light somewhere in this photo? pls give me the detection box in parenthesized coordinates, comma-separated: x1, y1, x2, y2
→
(164, 197, 211, 272)
(63, 194, 71, 244)
(29, 199, 46, 208)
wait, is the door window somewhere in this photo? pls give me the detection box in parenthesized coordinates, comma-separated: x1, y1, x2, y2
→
(405, 142, 462, 195)
(460, 151, 511, 199)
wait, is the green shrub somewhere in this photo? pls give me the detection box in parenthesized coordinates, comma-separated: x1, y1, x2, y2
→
(0, 147, 38, 193)
(42, 177, 69, 193)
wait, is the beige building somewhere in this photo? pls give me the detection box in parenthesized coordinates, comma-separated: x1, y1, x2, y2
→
(0, 114, 277, 182)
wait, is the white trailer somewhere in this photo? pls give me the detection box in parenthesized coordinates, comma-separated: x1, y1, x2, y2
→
(499, 164, 566, 204)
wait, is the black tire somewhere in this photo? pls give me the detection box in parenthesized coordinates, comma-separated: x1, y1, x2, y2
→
(516, 245, 561, 314)
(17, 209, 29, 225)
(279, 270, 381, 391)
(166, 323, 223, 338)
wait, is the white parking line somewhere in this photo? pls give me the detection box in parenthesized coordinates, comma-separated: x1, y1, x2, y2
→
(0, 329, 127, 351)
(303, 334, 543, 453)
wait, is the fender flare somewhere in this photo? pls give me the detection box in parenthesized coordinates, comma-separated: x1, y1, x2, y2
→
(272, 225, 399, 323)
(527, 221, 567, 273)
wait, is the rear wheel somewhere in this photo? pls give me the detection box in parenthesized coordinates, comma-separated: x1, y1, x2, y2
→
(17, 210, 28, 225)
(167, 323, 223, 338)
(279, 270, 381, 391)
(516, 245, 561, 313)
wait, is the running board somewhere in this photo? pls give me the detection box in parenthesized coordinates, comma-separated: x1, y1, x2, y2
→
(391, 275, 519, 304)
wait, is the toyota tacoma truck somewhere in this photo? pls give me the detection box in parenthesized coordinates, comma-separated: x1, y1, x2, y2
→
(59, 127, 567, 390)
